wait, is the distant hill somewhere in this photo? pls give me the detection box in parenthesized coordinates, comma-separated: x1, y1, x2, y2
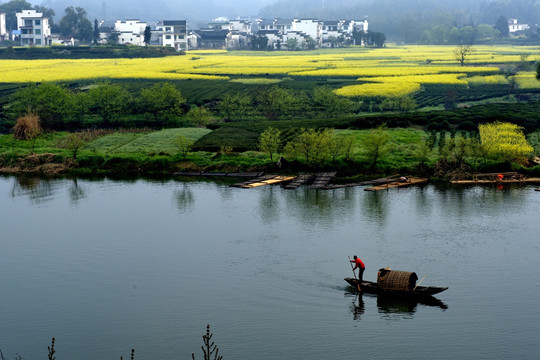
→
(33, 0, 272, 22)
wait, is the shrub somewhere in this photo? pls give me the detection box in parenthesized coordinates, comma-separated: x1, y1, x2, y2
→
(13, 111, 42, 141)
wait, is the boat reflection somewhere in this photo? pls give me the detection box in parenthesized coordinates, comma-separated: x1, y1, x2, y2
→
(346, 290, 448, 320)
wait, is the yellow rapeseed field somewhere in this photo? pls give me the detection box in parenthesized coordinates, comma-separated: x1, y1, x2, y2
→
(1, 45, 539, 97)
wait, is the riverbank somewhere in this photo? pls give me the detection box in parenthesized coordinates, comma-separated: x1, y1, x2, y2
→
(2, 127, 540, 181)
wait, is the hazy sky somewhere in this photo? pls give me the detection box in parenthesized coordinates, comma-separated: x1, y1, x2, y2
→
(25, 0, 277, 22)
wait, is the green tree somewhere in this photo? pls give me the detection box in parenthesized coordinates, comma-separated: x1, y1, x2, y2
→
(448, 27, 461, 44)
(139, 82, 186, 126)
(286, 38, 299, 50)
(303, 36, 316, 50)
(284, 128, 331, 166)
(430, 24, 446, 44)
(362, 126, 389, 169)
(476, 24, 496, 41)
(536, 62, 540, 81)
(313, 86, 356, 115)
(144, 26, 152, 46)
(93, 19, 100, 45)
(10, 83, 73, 129)
(257, 86, 303, 120)
(258, 127, 282, 161)
(176, 134, 194, 160)
(58, 132, 86, 160)
(380, 96, 417, 112)
(58, 6, 92, 41)
(494, 15, 509, 38)
(188, 106, 213, 128)
(87, 82, 131, 126)
(219, 93, 253, 120)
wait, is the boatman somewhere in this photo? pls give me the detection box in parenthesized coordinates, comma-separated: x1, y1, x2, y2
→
(350, 255, 365, 282)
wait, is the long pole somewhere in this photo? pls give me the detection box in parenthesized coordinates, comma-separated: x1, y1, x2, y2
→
(348, 256, 362, 292)
(348, 256, 357, 279)
(413, 275, 426, 291)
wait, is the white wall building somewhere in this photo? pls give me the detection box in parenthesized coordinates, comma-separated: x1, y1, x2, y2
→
(160, 20, 188, 51)
(229, 19, 252, 35)
(292, 19, 322, 45)
(508, 18, 529, 33)
(115, 19, 147, 45)
(16, 10, 51, 46)
(0, 12, 7, 40)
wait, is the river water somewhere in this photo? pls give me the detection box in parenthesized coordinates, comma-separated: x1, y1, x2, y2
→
(0, 175, 539, 360)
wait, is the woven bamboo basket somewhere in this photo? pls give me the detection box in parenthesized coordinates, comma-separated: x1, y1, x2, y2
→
(377, 268, 418, 291)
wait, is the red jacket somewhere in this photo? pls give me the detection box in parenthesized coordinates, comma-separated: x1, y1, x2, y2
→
(353, 258, 365, 269)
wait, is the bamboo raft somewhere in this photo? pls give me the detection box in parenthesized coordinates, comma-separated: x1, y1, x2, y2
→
(231, 174, 295, 188)
(324, 175, 400, 190)
(364, 177, 428, 191)
(310, 172, 337, 189)
(450, 172, 540, 185)
(284, 174, 316, 189)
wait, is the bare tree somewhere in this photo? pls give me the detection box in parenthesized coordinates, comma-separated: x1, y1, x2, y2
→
(454, 44, 473, 66)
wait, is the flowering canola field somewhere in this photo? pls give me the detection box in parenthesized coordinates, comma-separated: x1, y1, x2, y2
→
(1, 45, 539, 97)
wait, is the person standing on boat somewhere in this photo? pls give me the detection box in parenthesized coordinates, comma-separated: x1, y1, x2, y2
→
(350, 255, 365, 282)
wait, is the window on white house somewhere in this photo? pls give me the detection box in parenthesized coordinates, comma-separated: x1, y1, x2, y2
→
(35, 20, 41, 25)
(166, 35, 171, 39)
(35, 29, 41, 35)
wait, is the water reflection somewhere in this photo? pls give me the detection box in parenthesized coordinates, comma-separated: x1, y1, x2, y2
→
(259, 186, 281, 223)
(346, 290, 447, 321)
(173, 185, 195, 214)
(68, 178, 86, 206)
(10, 176, 60, 204)
(282, 187, 357, 225)
(361, 191, 387, 225)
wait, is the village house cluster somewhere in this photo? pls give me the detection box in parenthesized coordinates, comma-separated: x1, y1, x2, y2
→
(0, 9, 370, 50)
(0, 10, 531, 50)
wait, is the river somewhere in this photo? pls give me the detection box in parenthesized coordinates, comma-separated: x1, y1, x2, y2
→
(0, 175, 539, 360)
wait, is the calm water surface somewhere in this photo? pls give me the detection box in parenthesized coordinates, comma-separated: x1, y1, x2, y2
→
(0, 175, 539, 359)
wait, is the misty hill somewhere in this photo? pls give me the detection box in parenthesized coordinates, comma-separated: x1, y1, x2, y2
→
(32, 0, 272, 23)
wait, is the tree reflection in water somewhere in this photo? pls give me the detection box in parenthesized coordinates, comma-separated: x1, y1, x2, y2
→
(68, 178, 86, 206)
(10, 176, 59, 204)
(174, 185, 195, 214)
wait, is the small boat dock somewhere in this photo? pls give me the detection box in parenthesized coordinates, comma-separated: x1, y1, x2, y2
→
(364, 177, 428, 191)
(231, 174, 295, 188)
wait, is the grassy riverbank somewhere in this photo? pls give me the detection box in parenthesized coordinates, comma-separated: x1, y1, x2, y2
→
(2, 127, 540, 179)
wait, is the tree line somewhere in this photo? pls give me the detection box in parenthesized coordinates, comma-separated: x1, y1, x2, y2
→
(3, 82, 382, 131)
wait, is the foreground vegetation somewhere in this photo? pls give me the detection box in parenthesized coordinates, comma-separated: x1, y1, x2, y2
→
(1, 124, 539, 180)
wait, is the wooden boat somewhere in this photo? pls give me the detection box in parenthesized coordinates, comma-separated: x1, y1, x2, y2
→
(344, 268, 448, 298)
(345, 278, 448, 297)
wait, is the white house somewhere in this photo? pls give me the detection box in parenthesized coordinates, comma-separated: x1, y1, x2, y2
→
(292, 19, 322, 45)
(229, 19, 252, 35)
(0, 12, 7, 40)
(160, 20, 188, 51)
(16, 9, 51, 46)
(508, 18, 529, 33)
(115, 19, 147, 45)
